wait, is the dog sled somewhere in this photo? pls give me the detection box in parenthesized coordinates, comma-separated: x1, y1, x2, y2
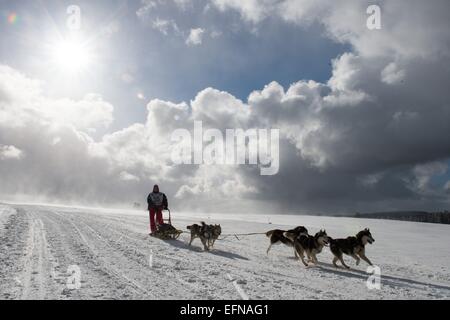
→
(152, 209, 183, 240)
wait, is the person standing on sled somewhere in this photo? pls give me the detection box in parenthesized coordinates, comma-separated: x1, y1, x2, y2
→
(147, 184, 168, 235)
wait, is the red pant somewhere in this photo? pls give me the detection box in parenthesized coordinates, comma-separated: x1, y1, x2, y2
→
(149, 208, 164, 232)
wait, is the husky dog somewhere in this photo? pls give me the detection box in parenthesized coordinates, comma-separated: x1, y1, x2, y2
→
(187, 222, 221, 251)
(266, 226, 309, 255)
(209, 224, 222, 248)
(329, 228, 375, 269)
(294, 230, 330, 267)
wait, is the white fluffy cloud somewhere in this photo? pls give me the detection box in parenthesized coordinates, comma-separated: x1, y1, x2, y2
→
(152, 17, 180, 35)
(136, 0, 158, 19)
(0, 65, 114, 133)
(186, 28, 205, 46)
(212, 0, 277, 23)
(0, 145, 24, 160)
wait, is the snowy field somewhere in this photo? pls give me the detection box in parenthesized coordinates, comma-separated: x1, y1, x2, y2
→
(0, 203, 449, 300)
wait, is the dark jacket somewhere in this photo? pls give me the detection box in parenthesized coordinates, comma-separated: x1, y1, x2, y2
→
(147, 192, 168, 210)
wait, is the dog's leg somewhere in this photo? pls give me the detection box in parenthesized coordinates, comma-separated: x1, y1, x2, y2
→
(332, 256, 339, 268)
(297, 249, 308, 267)
(358, 253, 373, 266)
(338, 256, 350, 269)
(299, 254, 309, 267)
(201, 238, 209, 251)
(294, 249, 299, 259)
(311, 254, 319, 266)
(208, 239, 213, 250)
(266, 243, 272, 255)
(189, 235, 194, 246)
(351, 254, 361, 266)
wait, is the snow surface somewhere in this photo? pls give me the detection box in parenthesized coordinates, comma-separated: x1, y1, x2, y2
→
(0, 203, 449, 300)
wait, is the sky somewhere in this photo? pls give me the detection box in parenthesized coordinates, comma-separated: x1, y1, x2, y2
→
(0, 0, 450, 214)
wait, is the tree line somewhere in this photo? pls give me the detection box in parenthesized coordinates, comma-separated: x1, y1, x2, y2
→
(352, 211, 450, 225)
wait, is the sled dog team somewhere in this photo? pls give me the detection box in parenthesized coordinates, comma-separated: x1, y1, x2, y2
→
(150, 186, 375, 268)
(186, 221, 375, 269)
(266, 226, 375, 269)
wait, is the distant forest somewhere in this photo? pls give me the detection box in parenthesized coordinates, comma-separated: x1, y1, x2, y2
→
(350, 211, 450, 225)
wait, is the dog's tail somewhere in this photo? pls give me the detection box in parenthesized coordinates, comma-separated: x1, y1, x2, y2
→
(266, 230, 276, 237)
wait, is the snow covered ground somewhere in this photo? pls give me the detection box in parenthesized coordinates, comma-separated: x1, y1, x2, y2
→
(0, 202, 449, 300)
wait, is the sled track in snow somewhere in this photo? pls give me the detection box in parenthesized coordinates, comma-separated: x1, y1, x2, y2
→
(50, 211, 152, 298)
(70, 212, 229, 299)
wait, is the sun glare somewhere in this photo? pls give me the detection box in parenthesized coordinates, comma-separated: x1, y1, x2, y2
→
(51, 39, 91, 73)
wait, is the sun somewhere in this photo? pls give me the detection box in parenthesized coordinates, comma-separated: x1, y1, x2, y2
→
(51, 38, 92, 74)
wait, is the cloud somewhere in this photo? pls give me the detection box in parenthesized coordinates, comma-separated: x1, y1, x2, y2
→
(211, 0, 277, 23)
(0, 145, 24, 160)
(186, 28, 205, 46)
(136, 0, 158, 19)
(412, 161, 448, 193)
(152, 17, 180, 35)
(211, 0, 450, 60)
(210, 30, 222, 39)
(119, 171, 141, 182)
(0, 66, 113, 132)
(445, 181, 450, 192)
(381, 62, 405, 85)
(174, 0, 193, 10)
(0, 66, 122, 205)
(137, 0, 193, 17)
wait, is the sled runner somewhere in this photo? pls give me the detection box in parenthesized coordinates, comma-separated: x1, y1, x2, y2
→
(152, 209, 183, 240)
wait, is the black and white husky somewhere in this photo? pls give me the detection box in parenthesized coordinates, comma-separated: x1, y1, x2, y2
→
(266, 226, 309, 255)
(293, 230, 330, 267)
(329, 228, 375, 269)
